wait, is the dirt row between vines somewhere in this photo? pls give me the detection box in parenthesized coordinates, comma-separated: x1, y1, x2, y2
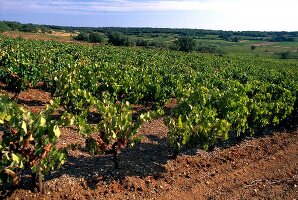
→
(1, 88, 298, 200)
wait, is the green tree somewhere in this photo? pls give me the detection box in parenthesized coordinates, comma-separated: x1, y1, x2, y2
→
(136, 39, 149, 47)
(20, 24, 38, 33)
(280, 51, 290, 59)
(75, 32, 89, 41)
(251, 45, 257, 51)
(174, 36, 197, 52)
(107, 31, 135, 46)
(123, 36, 136, 46)
(5, 21, 22, 31)
(108, 31, 125, 46)
(40, 26, 51, 34)
(89, 32, 105, 43)
(0, 22, 10, 32)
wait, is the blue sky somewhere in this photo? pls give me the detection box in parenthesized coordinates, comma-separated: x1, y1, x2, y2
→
(0, 0, 297, 31)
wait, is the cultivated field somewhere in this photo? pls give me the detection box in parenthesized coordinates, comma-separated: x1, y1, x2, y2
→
(0, 29, 297, 199)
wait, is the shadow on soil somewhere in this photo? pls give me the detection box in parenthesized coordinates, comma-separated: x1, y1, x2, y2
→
(17, 99, 46, 106)
(0, 134, 171, 197)
(46, 134, 172, 190)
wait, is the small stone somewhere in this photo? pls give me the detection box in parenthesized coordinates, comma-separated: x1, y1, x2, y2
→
(185, 173, 191, 178)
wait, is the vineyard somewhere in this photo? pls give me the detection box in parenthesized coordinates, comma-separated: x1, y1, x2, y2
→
(0, 35, 298, 199)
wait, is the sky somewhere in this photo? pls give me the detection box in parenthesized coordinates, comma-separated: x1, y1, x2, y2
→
(0, 0, 297, 31)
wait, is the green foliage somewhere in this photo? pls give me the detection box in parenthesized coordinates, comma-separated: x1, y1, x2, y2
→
(40, 26, 51, 34)
(4, 21, 22, 31)
(108, 31, 124, 46)
(0, 43, 44, 95)
(279, 51, 290, 59)
(55, 61, 96, 115)
(107, 31, 135, 46)
(20, 24, 38, 33)
(89, 32, 105, 43)
(0, 35, 297, 156)
(166, 86, 232, 151)
(219, 32, 239, 42)
(0, 22, 10, 33)
(197, 45, 225, 54)
(0, 95, 69, 185)
(75, 32, 105, 43)
(149, 40, 166, 48)
(0, 21, 47, 33)
(270, 36, 295, 42)
(166, 80, 296, 151)
(174, 36, 197, 52)
(136, 39, 149, 47)
(75, 32, 90, 41)
(245, 81, 295, 132)
(85, 93, 157, 155)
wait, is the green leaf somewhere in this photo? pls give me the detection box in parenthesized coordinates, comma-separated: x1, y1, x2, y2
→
(19, 107, 26, 113)
(70, 116, 75, 126)
(112, 131, 117, 139)
(5, 115, 11, 122)
(22, 112, 31, 121)
(0, 112, 6, 120)
(21, 121, 27, 134)
(0, 119, 4, 124)
(53, 125, 61, 137)
(182, 135, 188, 145)
(40, 116, 46, 127)
(178, 115, 183, 128)
(19, 161, 24, 168)
(11, 153, 19, 163)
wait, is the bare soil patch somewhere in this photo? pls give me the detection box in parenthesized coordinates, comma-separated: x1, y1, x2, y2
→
(252, 42, 276, 47)
(1, 31, 77, 43)
(1, 88, 297, 200)
(49, 31, 75, 37)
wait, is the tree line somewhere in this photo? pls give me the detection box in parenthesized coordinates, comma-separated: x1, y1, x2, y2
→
(0, 20, 296, 54)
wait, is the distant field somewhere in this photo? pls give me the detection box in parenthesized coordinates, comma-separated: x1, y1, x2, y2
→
(135, 32, 298, 58)
(1, 26, 298, 60)
(1, 30, 78, 43)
